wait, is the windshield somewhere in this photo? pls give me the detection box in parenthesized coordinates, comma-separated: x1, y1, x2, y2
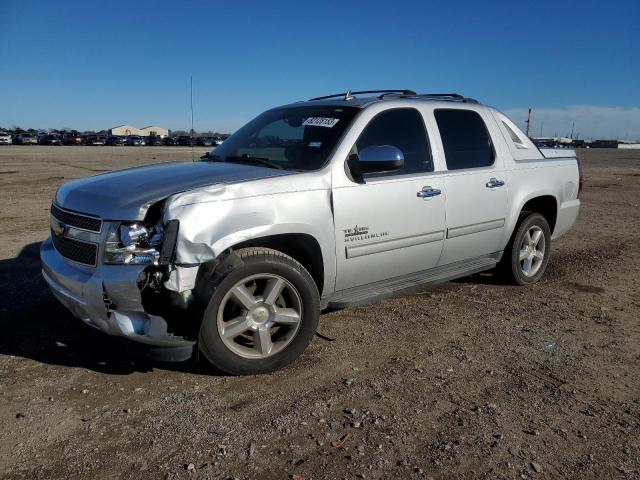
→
(207, 106, 359, 171)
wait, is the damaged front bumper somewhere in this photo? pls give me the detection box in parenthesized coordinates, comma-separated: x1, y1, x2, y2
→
(40, 237, 196, 351)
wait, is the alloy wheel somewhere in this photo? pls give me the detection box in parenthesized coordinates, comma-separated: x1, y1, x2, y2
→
(519, 225, 546, 277)
(216, 274, 303, 359)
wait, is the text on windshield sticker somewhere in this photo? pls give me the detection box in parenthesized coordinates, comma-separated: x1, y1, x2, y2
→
(303, 117, 340, 128)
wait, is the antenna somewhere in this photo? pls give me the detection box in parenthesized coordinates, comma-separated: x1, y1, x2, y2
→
(190, 75, 194, 161)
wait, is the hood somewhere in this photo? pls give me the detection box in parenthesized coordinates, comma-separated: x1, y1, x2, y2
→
(55, 161, 293, 220)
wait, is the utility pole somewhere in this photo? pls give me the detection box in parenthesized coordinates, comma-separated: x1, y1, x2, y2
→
(570, 121, 575, 140)
(525, 108, 532, 137)
(190, 75, 194, 162)
(190, 75, 194, 137)
(540, 122, 544, 137)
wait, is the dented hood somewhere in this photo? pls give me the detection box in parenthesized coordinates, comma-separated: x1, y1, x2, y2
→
(55, 161, 293, 220)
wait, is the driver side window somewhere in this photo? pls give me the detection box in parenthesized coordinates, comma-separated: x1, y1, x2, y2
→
(356, 108, 432, 175)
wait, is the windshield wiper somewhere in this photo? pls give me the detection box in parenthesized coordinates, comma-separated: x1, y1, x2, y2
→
(200, 152, 222, 161)
(200, 153, 284, 170)
(223, 155, 284, 170)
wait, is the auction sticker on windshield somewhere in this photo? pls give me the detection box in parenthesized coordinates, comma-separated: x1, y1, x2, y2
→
(302, 117, 340, 128)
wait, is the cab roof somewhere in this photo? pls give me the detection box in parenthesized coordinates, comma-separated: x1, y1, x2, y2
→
(279, 90, 481, 110)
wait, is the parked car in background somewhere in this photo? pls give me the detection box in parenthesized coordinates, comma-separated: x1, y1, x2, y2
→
(41, 89, 581, 374)
(196, 137, 214, 147)
(0, 131, 12, 145)
(177, 135, 194, 146)
(84, 135, 105, 146)
(126, 135, 145, 146)
(13, 133, 38, 145)
(62, 131, 83, 145)
(38, 134, 62, 145)
(105, 135, 126, 146)
(146, 135, 163, 146)
(213, 136, 225, 146)
(162, 136, 178, 146)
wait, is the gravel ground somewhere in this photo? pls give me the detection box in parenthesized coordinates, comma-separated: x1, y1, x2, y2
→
(0, 146, 638, 480)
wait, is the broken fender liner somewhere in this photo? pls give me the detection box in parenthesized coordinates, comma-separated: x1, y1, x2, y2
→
(193, 250, 245, 306)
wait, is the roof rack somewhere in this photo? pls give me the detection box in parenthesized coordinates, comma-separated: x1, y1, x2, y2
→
(380, 92, 479, 103)
(308, 89, 416, 101)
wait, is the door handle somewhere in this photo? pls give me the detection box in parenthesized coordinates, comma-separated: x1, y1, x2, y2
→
(486, 178, 505, 188)
(417, 186, 441, 198)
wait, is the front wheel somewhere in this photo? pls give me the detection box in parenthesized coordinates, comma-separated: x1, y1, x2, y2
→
(500, 212, 551, 285)
(198, 248, 320, 375)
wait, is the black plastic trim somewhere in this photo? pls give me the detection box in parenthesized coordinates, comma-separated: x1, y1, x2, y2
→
(159, 220, 179, 265)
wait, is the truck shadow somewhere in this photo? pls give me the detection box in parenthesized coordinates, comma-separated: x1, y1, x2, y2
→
(0, 242, 510, 375)
(0, 242, 211, 375)
(453, 269, 507, 286)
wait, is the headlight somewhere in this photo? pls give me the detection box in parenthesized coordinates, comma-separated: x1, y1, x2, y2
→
(119, 224, 148, 247)
(104, 222, 164, 265)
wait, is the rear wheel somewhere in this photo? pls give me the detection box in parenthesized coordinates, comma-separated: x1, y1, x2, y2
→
(198, 248, 320, 375)
(500, 212, 551, 285)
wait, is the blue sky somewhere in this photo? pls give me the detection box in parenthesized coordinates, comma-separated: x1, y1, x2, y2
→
(1, 0, 639, 139)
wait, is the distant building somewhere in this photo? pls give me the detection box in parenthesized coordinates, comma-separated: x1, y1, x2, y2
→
(140, 125, 169, 137)
(109, 124, 142, 136)
(108, 124, 168, 137)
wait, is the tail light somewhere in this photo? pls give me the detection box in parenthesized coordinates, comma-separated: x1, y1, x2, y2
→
(577, 157, 584, 198)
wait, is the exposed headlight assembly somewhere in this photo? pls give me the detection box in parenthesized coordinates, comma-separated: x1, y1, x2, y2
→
(104, 220, 178, 265)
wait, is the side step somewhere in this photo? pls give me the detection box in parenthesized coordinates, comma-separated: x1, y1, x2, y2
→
(324, 252, 501, 309)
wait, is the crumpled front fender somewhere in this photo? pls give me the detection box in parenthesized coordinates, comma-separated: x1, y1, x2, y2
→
(163, 184, 336, 296)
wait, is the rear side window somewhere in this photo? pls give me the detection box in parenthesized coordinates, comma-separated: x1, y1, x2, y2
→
(502, 121, 527, 149)
(356, 108, 432, 174)
(435, 109, 494, 170)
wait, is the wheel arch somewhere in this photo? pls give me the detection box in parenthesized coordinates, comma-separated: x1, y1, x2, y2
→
(505, 190, 558, 248)
(192, 225, 328, 295)
(225, 233, 325, 295)
(519, 195, 558, 233)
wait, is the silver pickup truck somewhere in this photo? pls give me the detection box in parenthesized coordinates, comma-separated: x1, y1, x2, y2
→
(41, 90, 581, 374)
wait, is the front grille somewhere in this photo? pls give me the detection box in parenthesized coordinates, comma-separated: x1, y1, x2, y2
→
(51, 204, 102, 232)
(51, 232, 98, 266)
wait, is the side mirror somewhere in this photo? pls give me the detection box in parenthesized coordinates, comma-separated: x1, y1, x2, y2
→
(354, 145, 404, 174)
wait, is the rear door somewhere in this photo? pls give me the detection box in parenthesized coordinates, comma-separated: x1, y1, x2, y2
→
(332, 108, 446, 291)
(432, 108, 509, 265)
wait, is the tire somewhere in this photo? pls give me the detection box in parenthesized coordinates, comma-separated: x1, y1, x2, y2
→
(198, 248, 320, 375)
(500, 212, 551, 286)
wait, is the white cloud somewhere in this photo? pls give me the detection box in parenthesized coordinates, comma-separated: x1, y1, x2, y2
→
(501, 105, 640, 141)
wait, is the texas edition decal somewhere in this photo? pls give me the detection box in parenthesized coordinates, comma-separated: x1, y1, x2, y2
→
(343, 225, 389, 243)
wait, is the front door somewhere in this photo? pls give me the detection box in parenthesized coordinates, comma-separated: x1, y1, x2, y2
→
(332, 108, 446, 291)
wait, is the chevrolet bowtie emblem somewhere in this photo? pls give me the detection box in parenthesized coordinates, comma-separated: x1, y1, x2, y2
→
(51, 217, 67, 238)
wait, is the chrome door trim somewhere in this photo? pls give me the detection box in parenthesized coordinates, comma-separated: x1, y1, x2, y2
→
(345, 231, 445, 259)
(446, 218, 505, 239)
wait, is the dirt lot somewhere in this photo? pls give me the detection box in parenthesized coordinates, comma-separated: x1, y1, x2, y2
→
(0, 146, 638, 480)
